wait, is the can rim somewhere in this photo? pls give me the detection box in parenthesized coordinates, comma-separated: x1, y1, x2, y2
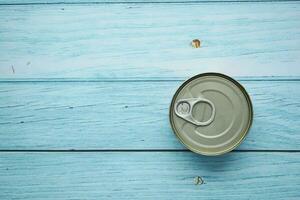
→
(169, 72, 253, 156)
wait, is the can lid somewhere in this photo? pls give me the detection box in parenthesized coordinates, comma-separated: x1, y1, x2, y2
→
(169, 73, 253, 156)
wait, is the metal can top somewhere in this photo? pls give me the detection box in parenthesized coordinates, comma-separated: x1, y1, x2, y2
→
(169, 73, 253, 156)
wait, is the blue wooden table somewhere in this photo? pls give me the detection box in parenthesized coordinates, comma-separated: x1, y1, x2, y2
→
(0, 0, 300, 199)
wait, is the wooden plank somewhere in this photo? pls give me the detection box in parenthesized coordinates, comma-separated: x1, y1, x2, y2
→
(1, 79, 299, 150)
(0, 152, 299, 199)
(0, 3, 300, 78)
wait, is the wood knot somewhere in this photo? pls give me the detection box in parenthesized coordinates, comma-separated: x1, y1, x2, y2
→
(191, 39, 201, 48)
(194, 176, 204, 185)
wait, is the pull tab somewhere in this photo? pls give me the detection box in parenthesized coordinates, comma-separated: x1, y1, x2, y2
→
(174, 97, 215, 126)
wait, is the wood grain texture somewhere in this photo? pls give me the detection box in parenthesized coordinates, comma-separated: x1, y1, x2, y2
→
(0, 1, 299, 199)
(1, 3, 300, 78)
(0, 152, 299, 199)
(1, 79, 299, 150)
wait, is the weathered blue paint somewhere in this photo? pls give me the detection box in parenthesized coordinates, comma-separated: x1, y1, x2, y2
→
(0, 80, 299, 150)
(0, 3, 300, 78)
(0, 1, 299, 199)
(0, 152, 299, 199)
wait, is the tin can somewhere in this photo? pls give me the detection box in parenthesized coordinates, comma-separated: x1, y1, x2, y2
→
(169, 73, 253, 156)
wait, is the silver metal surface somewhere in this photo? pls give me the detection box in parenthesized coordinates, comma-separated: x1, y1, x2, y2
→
(169, 73, 253, 156)
(174, 97, 215, 126)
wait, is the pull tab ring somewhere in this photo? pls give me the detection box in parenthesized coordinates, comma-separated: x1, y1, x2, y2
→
(174, 97, 215, 126)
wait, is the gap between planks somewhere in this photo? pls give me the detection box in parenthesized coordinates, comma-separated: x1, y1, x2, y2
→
(0, 77, 300, 83)
(1, 0, 300, 6)
(0, 149, 299, 153)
